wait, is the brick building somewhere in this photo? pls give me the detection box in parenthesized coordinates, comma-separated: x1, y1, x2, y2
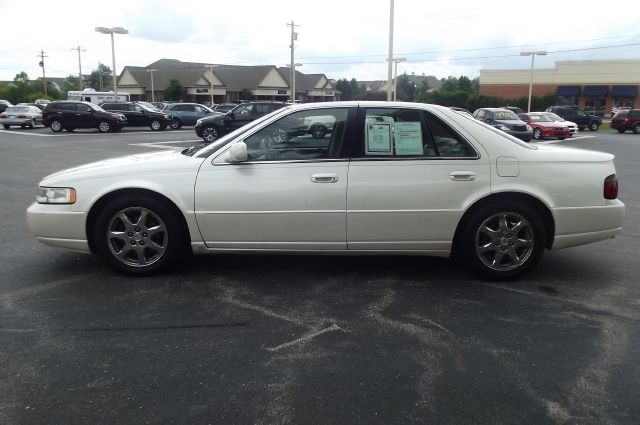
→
(479, 60, 640, 117)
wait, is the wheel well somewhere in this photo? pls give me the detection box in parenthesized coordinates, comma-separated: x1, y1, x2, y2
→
(85, 188, 191, 253)
(452, 192, 555, 255)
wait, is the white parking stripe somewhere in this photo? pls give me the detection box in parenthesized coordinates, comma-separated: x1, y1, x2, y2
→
(0, 129, 55, 137)
(0, 129, 192, 137)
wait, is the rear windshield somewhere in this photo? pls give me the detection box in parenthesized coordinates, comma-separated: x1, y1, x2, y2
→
(5, 107, 29, 113)
(613, 110, 629, 118)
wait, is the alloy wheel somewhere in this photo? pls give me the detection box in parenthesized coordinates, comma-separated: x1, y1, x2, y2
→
(475, 212, 534, 271)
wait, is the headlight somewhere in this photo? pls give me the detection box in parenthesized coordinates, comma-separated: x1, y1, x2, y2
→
(196, 118, 203, 125)
(36, 187, 76, 204)
(526, 125, 533, 131)
(164, 114, 171, 119)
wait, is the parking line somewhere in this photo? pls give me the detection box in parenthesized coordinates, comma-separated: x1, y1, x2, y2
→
(0, 129, 55, 137)
(0, 129, 192, 137)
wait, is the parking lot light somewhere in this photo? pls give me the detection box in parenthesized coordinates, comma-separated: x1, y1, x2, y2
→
(95, 26, 129, 102)
(521, 51, 547, 112)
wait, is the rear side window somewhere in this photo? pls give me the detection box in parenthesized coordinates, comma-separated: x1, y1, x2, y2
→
(54, 103, 76, 111)
(360, 108, 476, 158)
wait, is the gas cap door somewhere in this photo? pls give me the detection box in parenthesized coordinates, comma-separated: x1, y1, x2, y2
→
(496, 156, 519, 177)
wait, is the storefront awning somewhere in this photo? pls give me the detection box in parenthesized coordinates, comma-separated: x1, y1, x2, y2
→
(611, 85, 638, 97)
(583, 86, 609, 96)
(556, 86, 580, 96)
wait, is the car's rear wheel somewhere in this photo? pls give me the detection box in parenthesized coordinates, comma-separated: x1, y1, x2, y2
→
(3, 124, 10, 129)
(94, 195, 187, 276)
(169, 119, 182, 129)
(461, 202, 546, 280)
(633, 123, 640, 134)
(533, 128, 542, 139)
(589, 122, 599, 131)
(202, 125, 219, 143)
(50, 119, 63, 132)
(97, 120, 111, 133)
(150, 119, 162, 131)
(29, 119, 36, 129)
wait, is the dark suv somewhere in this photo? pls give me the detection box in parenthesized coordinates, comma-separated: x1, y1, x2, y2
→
(472, 107, 533, 142)
(42, 101, 127, 133)
(544, 106, 602, 131)
(101, 102, 173, 131)
(195, 101, 287, 142)
(611, 109, 640, 134)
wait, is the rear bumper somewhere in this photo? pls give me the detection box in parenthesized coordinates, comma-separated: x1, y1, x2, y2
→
(551, 200, 625, 249)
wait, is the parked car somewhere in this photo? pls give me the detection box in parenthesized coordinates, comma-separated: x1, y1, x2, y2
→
(540, 112, 579, 135)
(545, 106, 602, 131)
(501, 106, 525, 115)
(0, 105, 43, 129)
(42, 101, 127, 133)
(0, 100, 13, 113)
(450, 107, 474, 118)
(34, 99, 51, 107)
(162, 103, 215, 128)
(150, 102, 168, 110)
(195, 101, 287, 142)
(17, 102, 45, 111)
(27, 102, 624, 280)
(472, 108, 533, 142)
(101, 102, 173, 130)
(135, 101, 161, 111)
(610, 109, 640, 134)
(517, 113, 571, 140)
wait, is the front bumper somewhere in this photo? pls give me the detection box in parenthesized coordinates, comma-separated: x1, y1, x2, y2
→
(506, 130, 533, 142)
(26, 202, 91, 253)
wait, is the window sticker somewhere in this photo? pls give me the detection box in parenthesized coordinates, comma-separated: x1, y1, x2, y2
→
(365, 116, 393, 155)
(394, 122, 423, 155)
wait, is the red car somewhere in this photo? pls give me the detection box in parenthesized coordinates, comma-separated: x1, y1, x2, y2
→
(518, 113, 571, 140)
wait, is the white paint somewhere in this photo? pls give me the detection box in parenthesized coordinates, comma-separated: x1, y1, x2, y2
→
(266, 324, 344, 352)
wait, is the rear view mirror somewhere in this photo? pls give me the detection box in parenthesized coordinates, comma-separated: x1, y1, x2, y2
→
(226, 141, 248, 163)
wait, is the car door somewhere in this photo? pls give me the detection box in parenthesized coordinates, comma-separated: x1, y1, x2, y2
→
(194, 107, 352, 251)
(128, 104, 147, 126)
(346, 106, 490, 253)
(226, 104, 258, 132)
(70, 103, 94, 128)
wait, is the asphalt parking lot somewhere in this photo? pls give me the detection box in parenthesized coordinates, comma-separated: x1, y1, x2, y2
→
(1, 125, 639, 425)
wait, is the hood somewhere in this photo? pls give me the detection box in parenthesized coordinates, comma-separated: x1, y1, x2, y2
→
(40, 149, 205, 186)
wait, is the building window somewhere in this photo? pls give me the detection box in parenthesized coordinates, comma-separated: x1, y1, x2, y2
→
(584, 96, 606, 117)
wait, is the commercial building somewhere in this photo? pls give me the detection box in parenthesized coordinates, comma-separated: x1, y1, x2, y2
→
(115, 59, 339, 104)
(479, 60, 640, 117)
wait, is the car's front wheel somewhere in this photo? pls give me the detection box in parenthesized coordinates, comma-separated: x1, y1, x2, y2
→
(202, 125, 219, 143)
(461, 202, 546, 280)
(97, 120, 111, 133)
(94, 195, 187, 275)
(50, 119, 63, 132)
(150, 119, 162, 131)
(589, 122, 599, 131)
(533, 128, 542, 139)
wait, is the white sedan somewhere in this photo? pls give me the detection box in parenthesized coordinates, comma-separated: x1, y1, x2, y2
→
(541, 112, 579, 135)
(26, 102, 625, 280)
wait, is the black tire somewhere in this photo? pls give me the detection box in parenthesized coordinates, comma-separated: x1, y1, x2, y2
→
(2, 124, 9, 130)
(558, 137, 566, 140)
(150, 119, 162, 131)
(578, 126, 586, 131)
(589, 122, 599, 131)
(533, 128, 542, 140)
(617, 129, 625, 133)
(633, 123, 640, 134)
(460, 202, 546, 280)
(49, 119, 63, 132)
(169, 119, 182, 129)
(29, 119, 36, 129)
(97, 120, 111, 133)
(310, 124, 328, 138)
(202, 125, 219, 143)
(94, 195, 188, 276)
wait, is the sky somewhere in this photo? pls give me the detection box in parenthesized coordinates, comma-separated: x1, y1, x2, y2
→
(1, 0, 639, 83)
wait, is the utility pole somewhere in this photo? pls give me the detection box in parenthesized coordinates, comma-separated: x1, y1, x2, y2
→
(37, 49, 48, 97)
(386, 0, 394, 101)
(71, 45, 86, 90)
(98, 62, 104, 91)
(287, 20, 300, 103)
(147, 68, 157, 102)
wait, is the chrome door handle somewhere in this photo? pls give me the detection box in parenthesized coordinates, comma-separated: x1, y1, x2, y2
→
(310, 173, 339, 183)
(449, 171, 476, 181)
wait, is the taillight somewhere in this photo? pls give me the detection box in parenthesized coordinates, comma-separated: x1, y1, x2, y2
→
(18, 114, 27, 118)
(604, 174, 618, 199)
(0, 114, 6, 118)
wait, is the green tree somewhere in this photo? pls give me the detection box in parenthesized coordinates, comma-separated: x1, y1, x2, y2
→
(335, 78, 354, 100)
(164, 79, 184, 101)
(60, 75, 81, 94)
(396, 73, 416, 101)
(458, 76, 473, 92)
(87, 64, 112, 90)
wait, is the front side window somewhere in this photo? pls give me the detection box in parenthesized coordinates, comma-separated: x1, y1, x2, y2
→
(361, 108, 475, 158)
(234, 104, 254, 116)
(243, 108, 348, 161)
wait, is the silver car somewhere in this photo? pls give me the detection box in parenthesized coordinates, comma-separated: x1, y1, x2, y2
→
(0, 105, 43, 129)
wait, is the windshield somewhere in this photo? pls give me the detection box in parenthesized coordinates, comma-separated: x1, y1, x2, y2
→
(139, 103, 159, 112)
(529, 114, 553, 122)
(494, 110, 520, 120)
(544, 113, 563, 121)
(186, 106, 293, 157)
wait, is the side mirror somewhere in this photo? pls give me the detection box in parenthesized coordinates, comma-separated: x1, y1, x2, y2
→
(226, 141, 248, 163)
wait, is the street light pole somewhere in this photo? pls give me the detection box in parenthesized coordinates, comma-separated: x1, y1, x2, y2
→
(146, 69, 157, 102)
(393, 57, 406, 101)
(95, 26, 128, 102)
(520, 50, 547, 112)
(287, 21, 300, 103)
(386, 0, 394, 101)
(205, 65, 217, 106)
